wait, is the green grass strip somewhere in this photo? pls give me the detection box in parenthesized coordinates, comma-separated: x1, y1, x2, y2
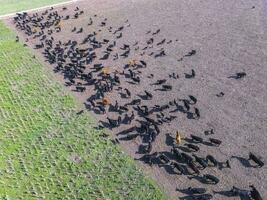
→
(0, 0, 68, 16)
(0, 21, 165, 200)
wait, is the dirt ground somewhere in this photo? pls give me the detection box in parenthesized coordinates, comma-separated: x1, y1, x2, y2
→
(5, 0, 267, 199)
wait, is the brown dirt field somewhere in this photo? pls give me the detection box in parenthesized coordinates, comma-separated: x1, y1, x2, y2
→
(5, 0, 267, 199)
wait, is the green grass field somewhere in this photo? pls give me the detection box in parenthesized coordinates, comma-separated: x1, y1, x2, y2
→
(0, 0, 68, 16)
(0, 21, 165, 199)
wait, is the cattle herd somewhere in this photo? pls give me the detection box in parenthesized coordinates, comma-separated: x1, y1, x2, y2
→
(12, 5, 264, 200)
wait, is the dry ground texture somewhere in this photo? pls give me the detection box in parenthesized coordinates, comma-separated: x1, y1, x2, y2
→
(4, 0, 267, 199)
